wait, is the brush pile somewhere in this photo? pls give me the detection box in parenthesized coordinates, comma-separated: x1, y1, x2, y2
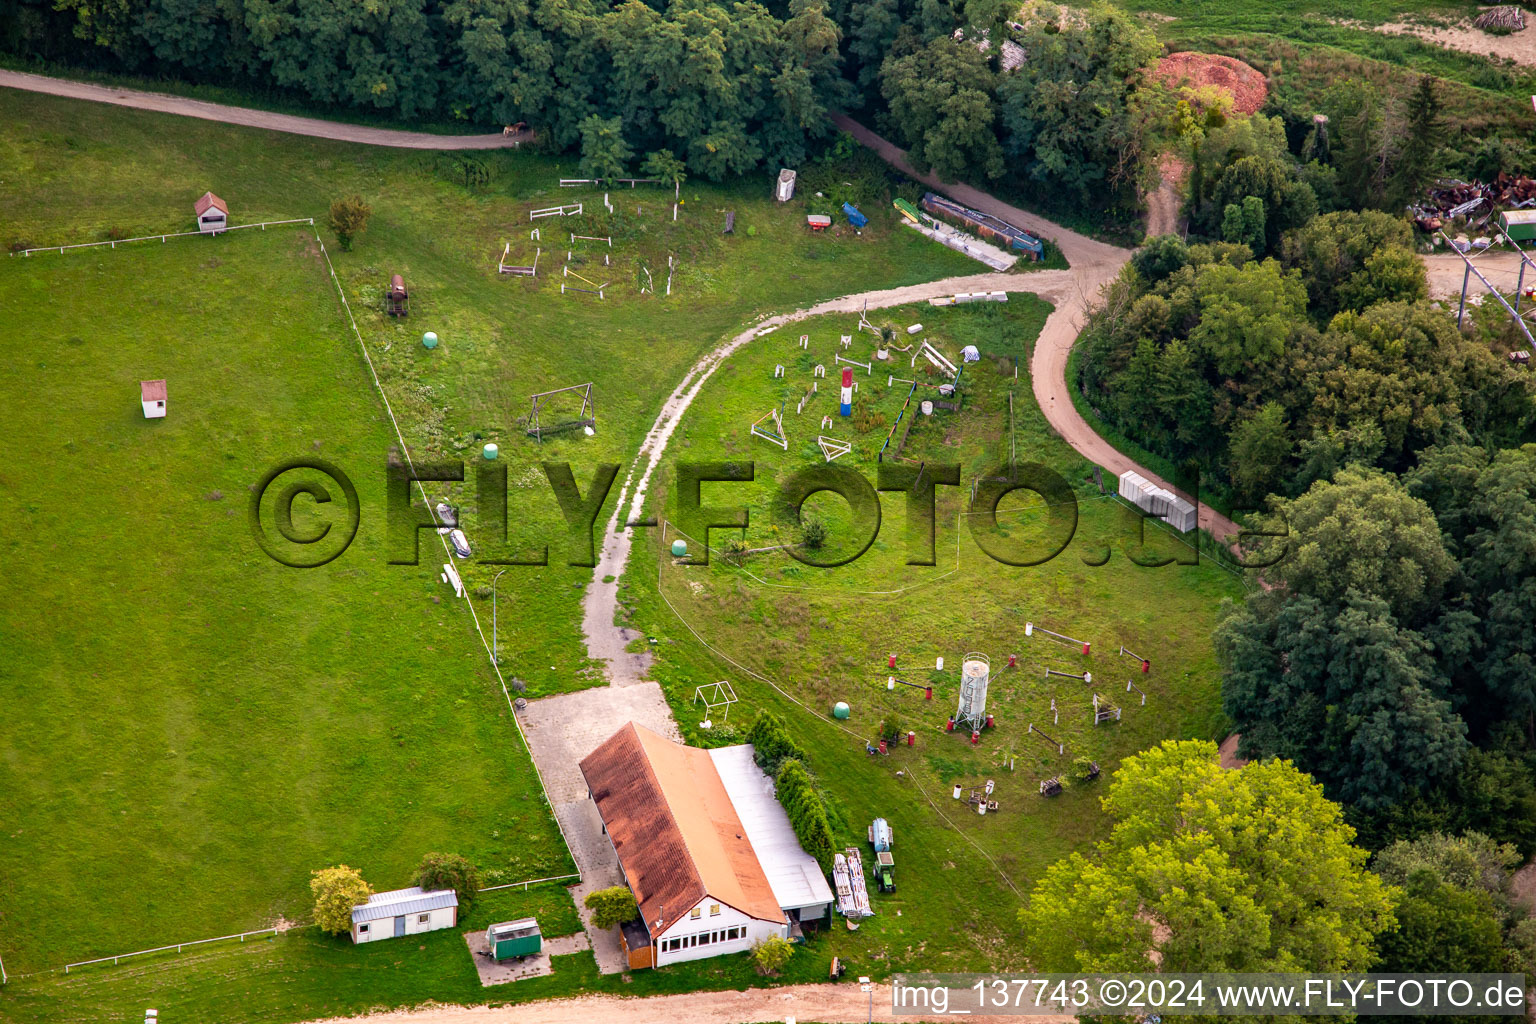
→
(1473, 5, 1525, 32)
(1410, 174, 1536, 232)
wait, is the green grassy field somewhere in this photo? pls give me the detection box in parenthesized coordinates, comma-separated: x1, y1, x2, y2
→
(0, 231, 572, 979)
(609, 298, 1248, 973)
(0, 78, 1247, 1020)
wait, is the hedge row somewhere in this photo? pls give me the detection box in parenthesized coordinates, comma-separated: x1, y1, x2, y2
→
(775, 758, 836, 871)
(746, 711, 807, 776)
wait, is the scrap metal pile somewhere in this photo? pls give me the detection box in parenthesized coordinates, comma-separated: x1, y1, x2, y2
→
(1411, 175, 1536, 233)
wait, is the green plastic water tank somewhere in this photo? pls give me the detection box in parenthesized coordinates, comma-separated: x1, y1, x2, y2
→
(422, 331, 439, 349)
(483, 443, 499, 460)
(832, 701, 851, 720)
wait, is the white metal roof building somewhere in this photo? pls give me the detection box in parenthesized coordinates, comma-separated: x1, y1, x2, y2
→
(709, 744, 835, 919)
(350, 886, 459, 944)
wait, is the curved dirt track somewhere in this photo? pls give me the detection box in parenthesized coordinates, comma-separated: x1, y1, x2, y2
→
(0, 70, 527, 149)
(833, 117, 1237, 538)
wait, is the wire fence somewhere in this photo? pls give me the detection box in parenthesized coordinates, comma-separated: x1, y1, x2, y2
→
(478, 872, 581, 893)
(8, 871, 586, 982)
(64, 927, 287, 974)
(9, 218, 315, 257)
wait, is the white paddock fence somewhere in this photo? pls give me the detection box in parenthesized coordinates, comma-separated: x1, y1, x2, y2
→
(10, 218, 315, 257)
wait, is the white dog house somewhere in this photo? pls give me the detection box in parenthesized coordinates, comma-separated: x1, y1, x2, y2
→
(194, 191, 228, 234)
(140, 379, 167, 419)
(350, 887, 458, 944)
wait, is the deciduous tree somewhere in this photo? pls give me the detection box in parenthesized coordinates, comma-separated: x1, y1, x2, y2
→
(1018, 740, 1394, 972)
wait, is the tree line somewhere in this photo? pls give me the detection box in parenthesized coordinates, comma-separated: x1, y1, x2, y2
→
(4, 0, 1172, 219)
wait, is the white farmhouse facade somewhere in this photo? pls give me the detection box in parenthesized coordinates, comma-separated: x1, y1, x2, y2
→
(350, 886, 458, 944)
(580, 722, 834, 970)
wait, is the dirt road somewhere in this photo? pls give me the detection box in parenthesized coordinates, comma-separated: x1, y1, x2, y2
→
(0, 70, 527, 149)
(305, 982, 1041, 1024)
(832, 116, 1238, 541)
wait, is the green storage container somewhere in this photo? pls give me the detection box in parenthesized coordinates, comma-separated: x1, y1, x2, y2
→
(488, 918, 541, 960)
(1500, 210, 1536, 243)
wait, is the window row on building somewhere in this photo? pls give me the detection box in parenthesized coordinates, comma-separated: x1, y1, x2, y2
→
(661, 926, 745, 953)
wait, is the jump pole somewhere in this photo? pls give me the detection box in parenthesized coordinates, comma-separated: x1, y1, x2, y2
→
(1025, 621, 1091, 655)
(1126, 679, 1147, 706)
(1027, 723, 1064, 755)
(1044, 668, 1091, 684)
(885, 676, 934, 700)
(1118, 645, 1150, 673)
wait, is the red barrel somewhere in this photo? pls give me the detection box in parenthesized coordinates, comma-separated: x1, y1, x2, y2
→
(1007, 653, 1017, 668)
(888, 653, 897, 669)
(970, 730, 980, 745)
(946, 717, 954, 732)
(986, 714, 995, 729)
(1141, 659, 1150, 673)
(878, 739, 887, 755)
(906, 730, 915, 746)
(924, 686, 933, 701)
(1082, 642, 1091, 655)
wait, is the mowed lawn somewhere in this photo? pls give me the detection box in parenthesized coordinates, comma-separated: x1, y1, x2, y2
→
(0, 86, 991, 701)
(0, 230, 570, 975)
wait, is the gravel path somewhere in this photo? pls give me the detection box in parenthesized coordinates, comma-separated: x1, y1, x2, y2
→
(0, 70, 528, 149)
(303, 981, 1042, 1024)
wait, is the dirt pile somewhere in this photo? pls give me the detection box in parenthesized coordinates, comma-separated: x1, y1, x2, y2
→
(1154, 51, 1269, 117)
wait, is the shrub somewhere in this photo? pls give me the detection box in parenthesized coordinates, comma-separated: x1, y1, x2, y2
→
(310, 865, 372, 936)
(584, 885, 639, 929)
(328, 194, 372, 251)
(801, 514, 827, 550)
(1070, 755, 1100, 781)
(878, 714, 905, 741)
(751, 934, 794, 974)
(412, 852, 482, 913)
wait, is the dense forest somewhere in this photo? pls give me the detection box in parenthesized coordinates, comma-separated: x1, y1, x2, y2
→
(0, 1, 1186, 225)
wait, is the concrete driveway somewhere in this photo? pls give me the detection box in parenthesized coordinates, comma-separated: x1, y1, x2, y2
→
(518, 682, 681, 973)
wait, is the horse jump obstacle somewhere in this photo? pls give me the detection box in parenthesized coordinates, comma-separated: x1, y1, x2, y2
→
(821, 415, 834, 429)
(774, 365, 784, 378)
(841, 334, 853, 349)
(1126, 679, 1147, 706)
(835, 353, 872, 374)
(527, 383, 595, 441)
(815, 365, 826, 378)
(531, 203, 582, 220)
(1119, 645, 1150, 673)
(1027, 723, 1064, 755)
(1092, 694, 1121, 724)
(1045, 668, 1091, 684)
(1026, 621, 1091, 655)
(498, 243, 540, 276)
(751, 406, 787, 449)
(796, 382, 818, 414)
(817, 436, 852, 462)
(914, 340, 958, 376)
(571, 234, 612, 246)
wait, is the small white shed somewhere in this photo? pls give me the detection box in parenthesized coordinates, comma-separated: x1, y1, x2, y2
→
(350, 886, 458, 944)
(194, 191, 228, 234)
(140, 379, 167, 419)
